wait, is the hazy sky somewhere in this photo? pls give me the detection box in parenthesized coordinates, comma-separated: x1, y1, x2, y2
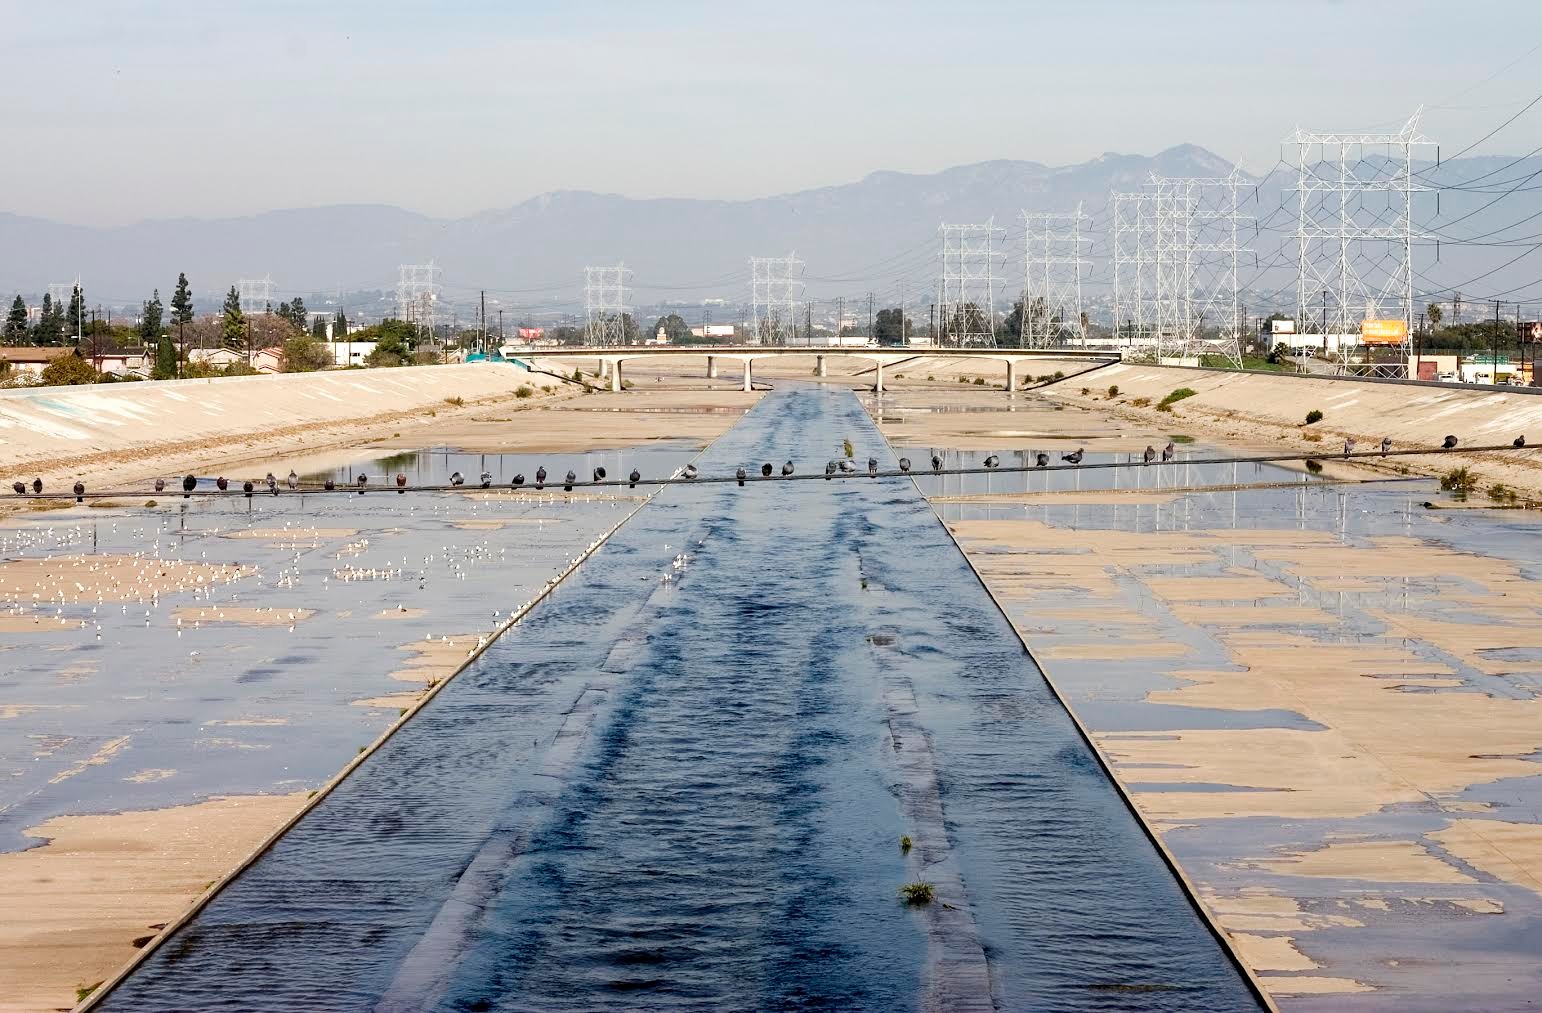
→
(4, 0, 1541, 226)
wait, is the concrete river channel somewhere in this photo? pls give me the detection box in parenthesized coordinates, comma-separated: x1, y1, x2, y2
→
(98, 386, 1260, 1011)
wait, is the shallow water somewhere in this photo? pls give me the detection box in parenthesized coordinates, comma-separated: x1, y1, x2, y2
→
(101, 386, 1258, 1011)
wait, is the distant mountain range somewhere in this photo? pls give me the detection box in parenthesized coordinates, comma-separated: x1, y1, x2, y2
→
(2, 144, 1537, 321)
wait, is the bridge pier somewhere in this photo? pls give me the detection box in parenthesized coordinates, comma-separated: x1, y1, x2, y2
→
(1007, 360, 1017, 392)
(742, 358, 753, 392)
(874, 360, 884, 393)
(816, 354, 826, 378)
(707, 355, 718, 379)
(610, 360, 623, 392)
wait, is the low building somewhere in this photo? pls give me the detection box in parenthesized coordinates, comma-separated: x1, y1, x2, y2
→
(0, 346, 74, 377)
(188, 347, 249, 370)
(252, 347, 285, 373)
(331, 340, 377, 367)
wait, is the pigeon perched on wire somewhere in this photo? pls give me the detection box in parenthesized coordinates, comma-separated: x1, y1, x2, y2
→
(868, 457, 878, 477)
(217, 476, 229, 492)
(983, 455, 999, 469)
(1380, 437, 1392, 456)
(931, 455, 943, 473)
(1343, 437, 1357, 459)
(1162, 442, 1175, 463)
(356, 474, 368, 493)
(511, 473, 525, 489)
(287, 470, 299, 490)
(1062, 448, 1084, 465)
(323, 479, 335, 491)
(839, 459, 856, 473)
(683, 464, 698, 480)
(592, 466, 606, 483)
(397, 473, 408, 493)
(898, 457, 911, 473)
(736, 467, 746, 487)
(73, 481, 84, 502)
(825, 461, 837, 480)
(31, 478, 41, 494)
(1514, 435, 1526, 448)
(564, 470, 576, 492)
(154, 478, 166, 492)
(267, 473, 279, 496)
(1442, 435, 1458, 450)
(761, 463, 773, 478)
(535, 467, 547, 490)
(628, 469, 640, 488)
(1143, 445, 1156, 465)
(450, 471, 465, 487)
(782, 461, 795, 477)
(1035, 451, 1050, 468)
(11, 481, 24, 496)
(182, 475, 196, 497)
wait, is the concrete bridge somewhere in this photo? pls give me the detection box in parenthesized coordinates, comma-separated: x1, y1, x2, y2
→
(540, 345, 1118, 393)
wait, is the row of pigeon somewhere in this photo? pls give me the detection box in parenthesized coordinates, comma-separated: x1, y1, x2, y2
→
(6, 434, 1530, 500)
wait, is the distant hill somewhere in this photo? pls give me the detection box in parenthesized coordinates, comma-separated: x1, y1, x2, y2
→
(1, 144, 1536, 321)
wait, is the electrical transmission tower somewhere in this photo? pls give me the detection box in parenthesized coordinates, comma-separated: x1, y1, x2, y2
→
(237, 275, 276, 315)
(1290, 109, 1433, 375)
(749, 254, 804, 345)
(395, 262, 443, 334)
(584, 263, 633, 346)
(1018, 204, 1089, 348)
(938, 220, 1003, 347)
(1111, 192, 1156, 354)
(1147, 170, 1251, 365)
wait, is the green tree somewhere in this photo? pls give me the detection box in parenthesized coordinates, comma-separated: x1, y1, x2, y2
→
(139, 289, 164, 346)
(874, 307, 911, 345)
(170, 272, 194, 325)
(4, 295, 27, 341)
(651, 313, 692, 343)
(332, 310, 348, 339)
(281, 332, 332, 372)
(1426, 302, 1444, 331)
(36, 294, 63, 345)
(67, 285, 86, 339)
(356, 319, 417, 366)
(310, 315, 327, 339)
(40, 350, 98, 386)
(153, 331, 177, 379)
(290, 295, 307, 330)
(221, 286, 246, 350)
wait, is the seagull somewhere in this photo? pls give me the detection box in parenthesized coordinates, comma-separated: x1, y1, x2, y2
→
(1380, 437, 1392, 456)
(1514, 435, 1526, 448)
(628, 469, 640, 488)
(511, 473, 525, 489)
(154, 478, 166, 492)
(1062, 448, 1084, 464)
(592, 466, 606, 483)
(287, 470, 299, 490)
(1035, 451, 1050, 468)
(898, 457, 911, 473)
(1343, 437, 1357, 459)
(1162, 442, 1175, 463)
(564, 470, 576, 492)
(931, 455, 943, 473)
(535, 466, 547, 490)
(984, 455, 999, 469)
(1143, 445, 1156, 464)
(396, 473, 408, 493)
(736, 467, 747, 487)
(450, 471, 465, 487)
(761, 463, 773, 477)
(182, 474, 196, 497)
(1442, 435, 1459, 450)
(217, 476, 228, 492)
(73, 481, 84, 502)
(683, 464, 698, 480)
(10, 481, 23, 496)
(480, 471, 493, 489)
(782, 460, 794, 477)
(868, 457, 878, 477)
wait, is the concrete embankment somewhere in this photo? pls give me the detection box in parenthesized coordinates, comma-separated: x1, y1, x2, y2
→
(1051, 364, 1542, 495)
(0, 363, 536, 473)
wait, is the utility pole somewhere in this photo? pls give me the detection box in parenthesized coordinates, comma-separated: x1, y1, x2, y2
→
(836, 297, 844, 343)
(480, 290, 486, 354)
(867, 292, 874, 344)
(1494, 299, 1502, 384)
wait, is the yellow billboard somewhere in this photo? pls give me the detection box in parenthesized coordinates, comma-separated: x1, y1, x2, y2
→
(1360, 319, 1408, 345)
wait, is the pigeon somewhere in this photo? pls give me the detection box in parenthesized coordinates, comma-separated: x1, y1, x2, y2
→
(1062, 448, 1084, 465)
(511, 473, 525, 489)
(287, 470, 299, 490)
(1162, 442, 1175, 463)
(898, 457, 911, 473)
(867, 457, 878, 477)
(322, 479, 335, 491)
(564, 470, 576, 492)
(761, 463, 773, 478)
(1143, 445, 1157, 465)
(628, 469, 640, 489)
(1380, 437, 1392, 456)
(154, 478, 166, 492)
(1343, 437, 1357, 459)
(32, 478, 42, 494)
(243, 480, 254, 497)
(782, 460, 794, 477)
(182, 474, 196, 497)
(1035, 451, 1050, 468)
(535, 467, 547, 490)
(839, 459, 856, 473)
(217, 476, 229, 492)
(1442, 435, 1458, 450)
(73, 481, 84, 502)
(480, 471, 493, 489)
(736, 467, 747, 487)
(450, 471, 465, 487)
(1514, 435, 1526, 448)
(592, 466, 606, 483)
(983, 455, 1000, 469)
(825, 461, 837, 480)
(10, 481, 23, 496)
(356, 473, 368, 493)
(931, 455, 943, 473)
(397, 473, 408, 493)
(683, 464, 698, 480)
(267, 474, 279, 496)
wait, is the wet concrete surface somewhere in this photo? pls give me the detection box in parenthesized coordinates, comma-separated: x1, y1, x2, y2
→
(99, 386, 1259, 1011)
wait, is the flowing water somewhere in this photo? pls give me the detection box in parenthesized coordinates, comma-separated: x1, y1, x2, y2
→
(101, 386, 1260, 1012)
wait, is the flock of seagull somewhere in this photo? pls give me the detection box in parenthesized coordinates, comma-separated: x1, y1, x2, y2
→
(4, 432, 1530, 503)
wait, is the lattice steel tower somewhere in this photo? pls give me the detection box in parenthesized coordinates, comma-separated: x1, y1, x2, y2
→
(1019, 205, 1089, 348)
(1290, 109, 1433, 365)
(749, 254, 803, 345)
(584, 263, 633, 345)
(237, 275, 276, 315)
(1111, 192, 1156, 353)
(1148, 170, 1250, 365)
(395, 262, 442, 332)
(938, 220, 1002, 347)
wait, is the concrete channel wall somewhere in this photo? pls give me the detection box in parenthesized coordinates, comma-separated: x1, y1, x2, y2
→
(0, 363, 531, 469)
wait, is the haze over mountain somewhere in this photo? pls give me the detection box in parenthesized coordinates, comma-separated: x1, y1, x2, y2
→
(1, 143, 1535, 320)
